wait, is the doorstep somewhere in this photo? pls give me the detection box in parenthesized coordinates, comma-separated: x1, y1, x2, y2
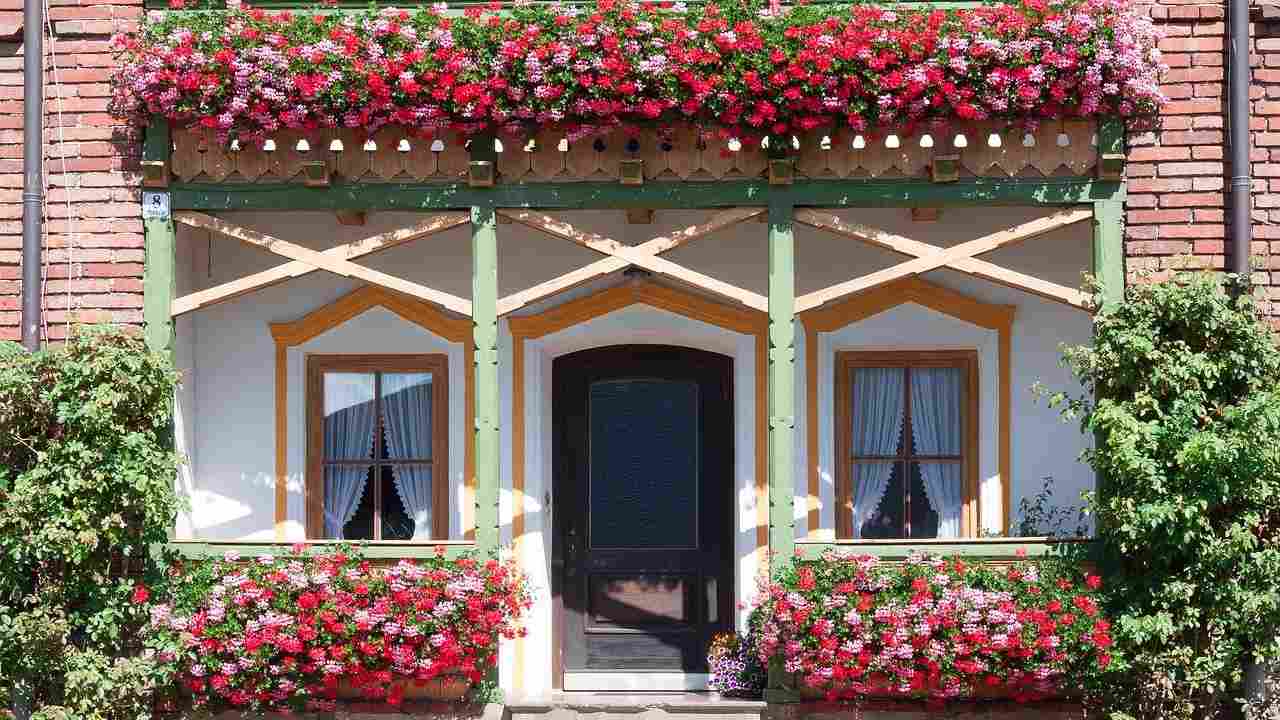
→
(506, 692, 768, 720)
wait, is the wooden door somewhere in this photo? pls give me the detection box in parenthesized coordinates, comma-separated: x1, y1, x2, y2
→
(553, 345, 734, 683)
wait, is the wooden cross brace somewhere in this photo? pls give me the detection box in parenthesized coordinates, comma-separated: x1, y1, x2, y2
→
(496, 207, 768, 316)
(171, 211, 472, 317)
(794, 208, 1093, 313)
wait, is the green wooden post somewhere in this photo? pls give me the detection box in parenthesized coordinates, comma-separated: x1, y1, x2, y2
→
(767, 198, 796, 571)
(1092, 198, 1124, 308)
(1093, 119, 1125, 308)
(765, 199, 799, 705)
(143, 117, 175, 355)
(471, 201, 500, 555)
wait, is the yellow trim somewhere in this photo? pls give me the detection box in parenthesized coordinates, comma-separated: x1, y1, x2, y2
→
(798, 276, 1015, 537)
(511, 335, 525, 693)
(269, 285, 474, 540)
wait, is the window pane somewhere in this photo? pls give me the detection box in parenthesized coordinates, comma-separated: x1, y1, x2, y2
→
(379, 465, 414, 541)
(908, 367, 963, 457)
(914, 461, 960, 538)
(339, 466, 376, 540)
(853, 461, 903, 539)
(589, 379, 699, 549)
(850, 367, 905, 457)
(323, 373, 376, 460)
(381, 372, 432, 461)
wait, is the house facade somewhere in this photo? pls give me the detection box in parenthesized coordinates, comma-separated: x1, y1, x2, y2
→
(0, 0, 1276, 703)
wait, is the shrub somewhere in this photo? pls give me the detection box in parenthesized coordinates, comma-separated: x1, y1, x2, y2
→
(1046, 272, 1280, 720)
(0, 328, 181, 717)
(144, 546, 530, 712)
(752, 552, 1110, 702)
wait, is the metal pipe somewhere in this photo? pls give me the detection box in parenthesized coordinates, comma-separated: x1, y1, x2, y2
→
(1228, 0, 1252, 282)
(20, 0, 44, 350)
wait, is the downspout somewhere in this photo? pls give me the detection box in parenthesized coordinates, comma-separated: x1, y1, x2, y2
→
(1228, 0, 1252, 283)
(1230, 0, 1267, 709)
(20, 0, 44, 350)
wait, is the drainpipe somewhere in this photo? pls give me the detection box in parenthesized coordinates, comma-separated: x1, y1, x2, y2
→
(1228, 0, 1252, 284)
(1230, 0, 1269, 709)
(20, 0, 44, 351)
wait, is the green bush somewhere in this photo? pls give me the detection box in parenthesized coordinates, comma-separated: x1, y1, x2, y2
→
(1047, 273, 1280, 720)
(0, 328, 182, 719)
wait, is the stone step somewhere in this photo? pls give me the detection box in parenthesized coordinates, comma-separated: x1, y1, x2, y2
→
(508, 693, 768, 720)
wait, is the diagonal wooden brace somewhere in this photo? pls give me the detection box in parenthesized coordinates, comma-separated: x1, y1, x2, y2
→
(795, 209, 1090, 310)
(794, 208, 1092, 313)
(496, 207, 767, 315)
(174, 211, 473, 317)
(171, 212, 470, 317)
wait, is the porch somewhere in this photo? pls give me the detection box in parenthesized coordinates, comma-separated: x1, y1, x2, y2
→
(146, 120, 1123, 698)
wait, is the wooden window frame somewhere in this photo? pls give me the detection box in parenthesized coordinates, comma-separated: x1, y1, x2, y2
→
(834, 350, 979, 540)
(306, 354, 449, 541)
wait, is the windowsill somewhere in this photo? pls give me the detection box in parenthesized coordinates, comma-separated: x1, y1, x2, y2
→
(793, 536, 1095, 560)
(166, 538, 480, 560)
(802, 536, 1093, 544)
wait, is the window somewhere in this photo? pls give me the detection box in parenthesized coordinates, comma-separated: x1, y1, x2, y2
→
(306, 355, 448, 541)
(835, 351, 978, 540)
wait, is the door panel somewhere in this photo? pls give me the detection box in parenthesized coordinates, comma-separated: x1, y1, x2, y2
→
(553, 346, 733, 679)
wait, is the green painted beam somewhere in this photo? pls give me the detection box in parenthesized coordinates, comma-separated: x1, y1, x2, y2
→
(1092, 198, 1125, 307)
(471, 199, 500, 555)
(167, 540, 480, 561)
(168, 178, 1122, 211)
(767, 198, 796, 579)
(143, 117, 176, 356)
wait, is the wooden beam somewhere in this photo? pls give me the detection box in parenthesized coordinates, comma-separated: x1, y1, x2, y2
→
(795, 209, 1089, 309)
(171, 213, 469, 316)
(170, 178, 1124, 212)
(173, 211, 472, 317)
(794, 208, 1092, 313)
(496, 207, 763, 316)
(1092, 199, 1125, 307)
(499, 209, 769, 312)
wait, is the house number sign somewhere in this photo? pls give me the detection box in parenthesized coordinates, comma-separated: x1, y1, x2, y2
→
(142, 192, 171, 221)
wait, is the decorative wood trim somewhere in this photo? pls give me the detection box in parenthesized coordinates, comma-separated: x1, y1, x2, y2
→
(305, 354, 450, 540)
(508, 281, 767, 340)
(794, 209, 1090, 310)
(496, 207, 765, 316)
(274, 343, 288, 540)
(806, 328, 820, 535)
(511, 334, 526, 694)
(794, 208, 1092, 313)
(834, 350, 980, 540)
(171, 212, 469, 317)
(800, 276, 1014, 537)
(176, 210, 473, 317)
(498, 209, 769, 313)
(755, 333, 769, 554)
(270, 285, 473, 540)
(271, 285, 470, 346)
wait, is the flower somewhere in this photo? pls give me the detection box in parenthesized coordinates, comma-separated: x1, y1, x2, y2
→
(110, 0, 1165, 143)
(133, 585, 151, 604)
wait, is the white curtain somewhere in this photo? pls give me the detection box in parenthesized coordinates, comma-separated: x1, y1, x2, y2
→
(382, 372, 434, 540)
(850, 367, 905, 538)
(323, 373, 376, 539)
(911, 367, 964, 538)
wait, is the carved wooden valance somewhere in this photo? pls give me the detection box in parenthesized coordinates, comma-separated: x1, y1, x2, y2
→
(165, 120, 1105, 186)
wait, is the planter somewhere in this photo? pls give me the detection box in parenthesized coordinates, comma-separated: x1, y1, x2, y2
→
(337, 675, 471, 702)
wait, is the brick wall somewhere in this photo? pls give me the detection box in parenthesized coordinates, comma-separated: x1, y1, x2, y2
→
(0, 0, 1275, 341)
(1126, 1, 1280, 327)
(0, 0, 142, 342)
